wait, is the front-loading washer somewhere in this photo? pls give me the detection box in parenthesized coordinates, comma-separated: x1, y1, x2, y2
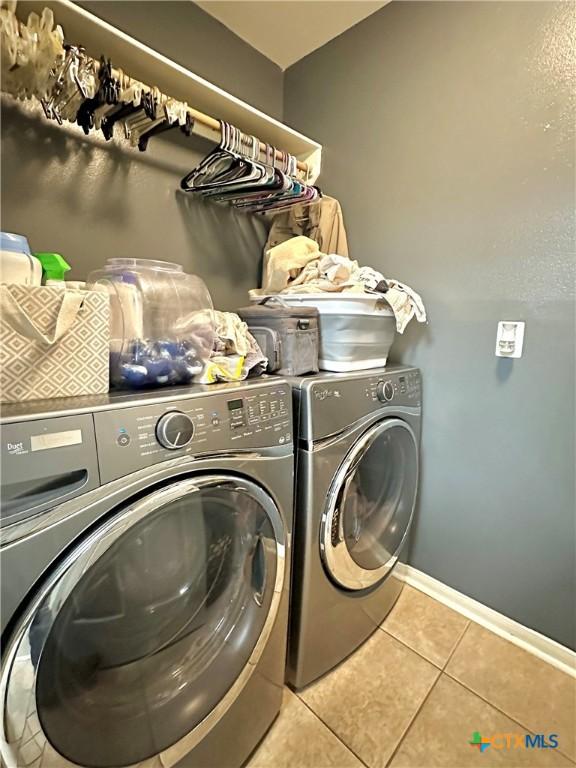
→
(0, 379, 293, 768)
(287, 366, 421, 690)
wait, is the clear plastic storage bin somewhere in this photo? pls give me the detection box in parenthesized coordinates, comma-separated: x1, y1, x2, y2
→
(88, 258, 215, 389)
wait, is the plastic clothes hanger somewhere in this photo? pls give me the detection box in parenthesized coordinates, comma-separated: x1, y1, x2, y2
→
(180, 124, 317, 212)
(201, 133, 274, 200)
(180, 122, 243, 191)
(136, 104, 193, 151)
(42, 45, 88, 125)
(121, 87, 162, 145)
(75, 55, 118, 134)
(235, 152, 312, 212)
(210, 137, 298, 204)
(217, 143, 289, 206)
(100, 101, 142, 140)
(181, 123, 263, 193)
(211, 147, 304, 211)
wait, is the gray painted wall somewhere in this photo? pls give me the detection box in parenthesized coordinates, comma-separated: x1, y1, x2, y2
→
(1, 1, 283, 308)
(285, 1, 576, 649)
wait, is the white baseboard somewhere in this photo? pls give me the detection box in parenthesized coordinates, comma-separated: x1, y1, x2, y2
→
(396, 564, 576, 679)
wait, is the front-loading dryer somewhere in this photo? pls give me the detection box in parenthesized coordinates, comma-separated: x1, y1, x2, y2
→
(0, 379, 293, 768)
(287, 366, 421, 690)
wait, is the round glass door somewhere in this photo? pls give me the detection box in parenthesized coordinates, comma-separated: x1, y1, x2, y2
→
(321, 419, 418, 591)
(1, 476, 285, 768)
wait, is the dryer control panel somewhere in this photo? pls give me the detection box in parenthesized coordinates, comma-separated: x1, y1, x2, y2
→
(300, 367, 421, 441)
(94, 383, 292, 483)
(366, 369, 421, 405)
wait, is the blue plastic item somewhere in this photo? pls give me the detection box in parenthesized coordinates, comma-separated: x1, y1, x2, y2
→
(0, 232, 31, 254)
(120, 363, 149, 387)
(115, 337, 204, 389)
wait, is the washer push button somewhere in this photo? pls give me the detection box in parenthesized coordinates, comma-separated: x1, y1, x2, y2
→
(117, 429, 131, 447)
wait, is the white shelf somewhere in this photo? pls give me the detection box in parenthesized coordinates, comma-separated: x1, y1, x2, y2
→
(16, 0, 322, 179)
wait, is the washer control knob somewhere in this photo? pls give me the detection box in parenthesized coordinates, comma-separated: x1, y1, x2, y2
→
(156, 412, 194, 450)
(377, 380, 395, 402)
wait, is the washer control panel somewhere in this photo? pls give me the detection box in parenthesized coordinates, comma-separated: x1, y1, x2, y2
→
(94, 383, 292, 483)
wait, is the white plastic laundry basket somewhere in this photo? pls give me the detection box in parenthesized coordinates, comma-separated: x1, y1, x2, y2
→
(252, 294, 396, 372)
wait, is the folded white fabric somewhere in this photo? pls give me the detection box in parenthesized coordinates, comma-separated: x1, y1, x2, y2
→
(197, 311, 267, 383)
(379, 280, 427, 334)
(320, 254, 356, 284)
(212, 310, 252, 357)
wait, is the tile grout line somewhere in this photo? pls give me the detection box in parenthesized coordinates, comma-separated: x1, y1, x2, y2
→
(442, 671, 576, 764)
(444, 622, 575, 763)
(378, 625, 443, 671)
(292, 624, 447, 768)
(402, 568, 576, 679)
(381, 619, 472, 767)
(447, 621, 574, 763)
(382, 668, 444, 768)
(378, 585, 441, 669)
(378, 617, 471, 673)
(382, 614, 576, 766)
(442, 618, 472, 671)
(293, 690, 371, 768)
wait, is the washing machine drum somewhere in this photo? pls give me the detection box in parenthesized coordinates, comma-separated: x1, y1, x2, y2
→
(321, 418, 418, 591)
(1, 475, 286, 768)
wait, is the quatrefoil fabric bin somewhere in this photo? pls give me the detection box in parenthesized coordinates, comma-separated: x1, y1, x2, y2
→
(0, 284, 110, 403)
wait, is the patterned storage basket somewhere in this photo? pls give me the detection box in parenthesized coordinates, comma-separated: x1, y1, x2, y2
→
(0, 284, 109, 402)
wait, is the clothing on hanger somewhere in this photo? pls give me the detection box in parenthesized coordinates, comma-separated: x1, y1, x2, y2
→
(264, 196, 349, 257)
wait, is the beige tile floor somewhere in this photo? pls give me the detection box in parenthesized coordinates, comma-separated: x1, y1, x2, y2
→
(248, 585, 576, 768)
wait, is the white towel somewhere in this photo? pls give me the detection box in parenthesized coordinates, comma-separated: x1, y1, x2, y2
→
(380, 280, 427, 334)
(197, 311, 267, 383)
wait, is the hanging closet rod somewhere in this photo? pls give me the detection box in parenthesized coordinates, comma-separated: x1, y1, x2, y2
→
(6, 1, 318, 177)
(97, 58, 309, 175)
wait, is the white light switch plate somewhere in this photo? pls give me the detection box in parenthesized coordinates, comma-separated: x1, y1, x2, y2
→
(495, 321, 525, 358)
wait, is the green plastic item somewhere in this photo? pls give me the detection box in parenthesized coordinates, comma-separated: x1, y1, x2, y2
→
(34, 252, 71, 282)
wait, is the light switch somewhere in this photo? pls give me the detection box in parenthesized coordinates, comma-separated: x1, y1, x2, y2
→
(495, 321, 525, 358)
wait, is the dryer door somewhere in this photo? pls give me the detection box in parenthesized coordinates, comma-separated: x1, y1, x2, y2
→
(0, 475, 286, 768)
(320, 418, 418, 590)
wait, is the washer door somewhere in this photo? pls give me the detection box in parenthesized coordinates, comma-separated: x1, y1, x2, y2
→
(1, 475, 286, 768)
(320, 419, 418, 591)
